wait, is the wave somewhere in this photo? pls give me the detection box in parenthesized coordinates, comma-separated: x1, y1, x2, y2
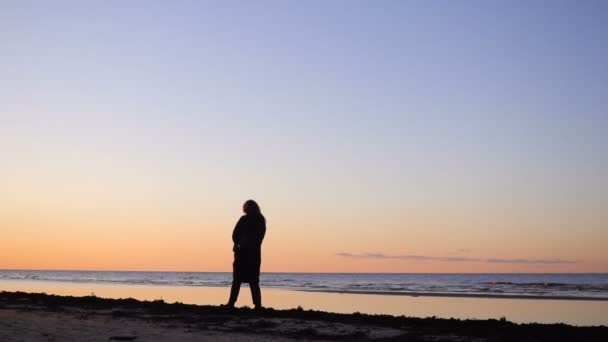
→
(2, 271, 607, 300)
(479, 281, 608, 294)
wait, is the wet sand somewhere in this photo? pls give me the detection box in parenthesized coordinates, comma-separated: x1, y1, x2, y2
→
(1, 291, 607, 342)
(308, 289, 608, 301)
(1, 279, 607, 325)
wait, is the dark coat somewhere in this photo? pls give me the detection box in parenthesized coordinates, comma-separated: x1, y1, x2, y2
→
(232, 214, 266, 283)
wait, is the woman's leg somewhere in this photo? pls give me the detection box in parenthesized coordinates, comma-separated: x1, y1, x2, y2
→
(228, 280, 241, 306)
(250, 281, 262, 308)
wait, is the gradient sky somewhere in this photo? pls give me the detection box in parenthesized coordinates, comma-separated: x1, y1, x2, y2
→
(1, 1, 607, 273)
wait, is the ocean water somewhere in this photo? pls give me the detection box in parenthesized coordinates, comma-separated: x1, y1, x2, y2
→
(1, 270, 607, 300)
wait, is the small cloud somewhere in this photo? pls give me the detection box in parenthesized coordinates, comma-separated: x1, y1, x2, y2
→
(486, 258, 578, 265)
(336, 252, 579, 265)
(335, 252, 480, 262)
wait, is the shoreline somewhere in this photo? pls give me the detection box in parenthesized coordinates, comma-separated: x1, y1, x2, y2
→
(3, 278, 608, 302)
(300, 289, 608, 301)
(1, 291, 607, 341)
(2, 279, 608, 325)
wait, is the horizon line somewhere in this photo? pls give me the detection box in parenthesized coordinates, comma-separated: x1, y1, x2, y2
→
(1, 268, 606, 275)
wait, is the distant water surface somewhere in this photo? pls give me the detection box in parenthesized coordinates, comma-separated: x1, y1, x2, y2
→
(1, 270, 607, 300)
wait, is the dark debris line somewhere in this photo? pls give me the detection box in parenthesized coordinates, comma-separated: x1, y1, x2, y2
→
(1, 291, 607, 342)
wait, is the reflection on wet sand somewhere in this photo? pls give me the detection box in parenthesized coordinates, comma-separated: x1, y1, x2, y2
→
(1, 280, 606, 326)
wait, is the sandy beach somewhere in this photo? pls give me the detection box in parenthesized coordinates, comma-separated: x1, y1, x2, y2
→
(2, 278, 607, 326)
(1, 291, 607, 342)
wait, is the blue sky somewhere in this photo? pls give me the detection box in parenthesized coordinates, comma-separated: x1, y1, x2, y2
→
(1, 1, 607, 271)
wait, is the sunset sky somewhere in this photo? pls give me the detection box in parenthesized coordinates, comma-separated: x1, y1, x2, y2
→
(1, 1, 607, 273)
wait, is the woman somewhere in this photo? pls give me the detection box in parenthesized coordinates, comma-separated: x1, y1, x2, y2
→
(226, 199, 266, 308)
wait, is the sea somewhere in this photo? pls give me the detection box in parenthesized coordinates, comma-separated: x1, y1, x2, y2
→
(1, 270, 607, 300)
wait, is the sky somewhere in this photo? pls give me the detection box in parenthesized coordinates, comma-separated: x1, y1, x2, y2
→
(1, 1, 607, 273)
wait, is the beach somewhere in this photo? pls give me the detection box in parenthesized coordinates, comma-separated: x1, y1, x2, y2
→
(1, 275, 607, 326)
(1, 291, 607, 342)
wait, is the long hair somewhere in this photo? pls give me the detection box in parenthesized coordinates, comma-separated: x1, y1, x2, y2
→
(244, 199, 265, 223)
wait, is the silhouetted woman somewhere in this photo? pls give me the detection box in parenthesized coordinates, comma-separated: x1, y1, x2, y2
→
(226, 199, 266, 308)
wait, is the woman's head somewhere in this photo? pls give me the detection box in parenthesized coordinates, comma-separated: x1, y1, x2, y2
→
(243, 199, 260, 214)
(243, 199, 265, 222)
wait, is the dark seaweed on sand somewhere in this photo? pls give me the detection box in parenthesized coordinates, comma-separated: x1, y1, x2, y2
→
(1, 291, 606, 341)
